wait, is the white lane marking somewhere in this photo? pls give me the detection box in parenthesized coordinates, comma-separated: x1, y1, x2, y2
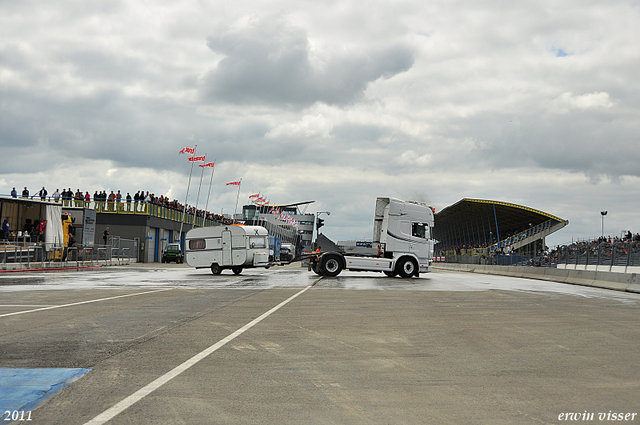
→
(0, 288, 174, 318)
(84, 282, 317, 425)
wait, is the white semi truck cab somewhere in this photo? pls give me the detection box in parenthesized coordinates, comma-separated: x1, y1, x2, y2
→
(310, 197, 435, 278)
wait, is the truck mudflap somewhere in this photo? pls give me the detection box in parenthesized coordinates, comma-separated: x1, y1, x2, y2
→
(419, 261, 432, 273)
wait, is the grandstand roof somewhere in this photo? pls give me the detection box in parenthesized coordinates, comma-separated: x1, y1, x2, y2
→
(433, 198, 567, 248)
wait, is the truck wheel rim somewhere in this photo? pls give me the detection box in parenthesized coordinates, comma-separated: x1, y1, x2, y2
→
(404, 261, 414, 274)
(326, 259, 339, 273)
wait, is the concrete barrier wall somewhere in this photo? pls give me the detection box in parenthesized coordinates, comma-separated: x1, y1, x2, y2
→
(433, 263, 640, 294)
(557, 264, 640, 274)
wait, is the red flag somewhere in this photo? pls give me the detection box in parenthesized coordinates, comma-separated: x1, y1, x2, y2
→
(226, 181, 241, 186)
(249, 194, 260, 198)
(188, 156, 206, 162)
(179, 147, 195, 155)
(199, 162, 215, 168)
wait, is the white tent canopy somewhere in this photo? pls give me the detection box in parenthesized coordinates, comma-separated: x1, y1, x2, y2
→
(45, 204, 63, 247)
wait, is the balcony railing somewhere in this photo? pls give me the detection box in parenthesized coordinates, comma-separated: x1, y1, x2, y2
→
(52, 199, 223, 227)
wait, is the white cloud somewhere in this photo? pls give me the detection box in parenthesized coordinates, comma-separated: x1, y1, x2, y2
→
(265, 114, 334, 141)
(548, 91, 615, 114)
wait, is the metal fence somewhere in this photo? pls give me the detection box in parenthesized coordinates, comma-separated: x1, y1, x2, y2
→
(554, 240, 640, 272)
(439, 240, 640, 273)
(1, 239, 136, 270)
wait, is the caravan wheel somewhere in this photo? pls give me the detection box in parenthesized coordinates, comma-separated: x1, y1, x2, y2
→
(210, 263, 222, 275)
(232, 267, 243, 275)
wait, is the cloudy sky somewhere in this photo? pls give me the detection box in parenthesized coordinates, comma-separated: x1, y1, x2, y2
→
(1, 0, 639, 247)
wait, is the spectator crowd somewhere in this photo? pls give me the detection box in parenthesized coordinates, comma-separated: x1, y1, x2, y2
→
(6, 186, 234, 225)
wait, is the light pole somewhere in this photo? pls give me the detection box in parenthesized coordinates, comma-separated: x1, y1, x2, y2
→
(600, 211, 607, 238)
(314, 211, 330, 248)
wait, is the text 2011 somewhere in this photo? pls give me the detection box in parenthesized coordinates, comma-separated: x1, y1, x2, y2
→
(3, 411, 32, 421)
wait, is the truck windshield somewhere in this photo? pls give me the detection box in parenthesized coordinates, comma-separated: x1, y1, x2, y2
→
(412, 222, 428, 239)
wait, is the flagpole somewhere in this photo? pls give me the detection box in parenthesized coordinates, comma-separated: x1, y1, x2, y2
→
(233, 178, 242, 218)
(204, 159, 216, 218)
(192, 155, 206, 227)
(178, 144, 197, 245)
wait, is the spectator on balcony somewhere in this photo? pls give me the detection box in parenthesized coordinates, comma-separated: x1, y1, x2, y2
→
(52, 189, 61, 202)
(11, 187, 17, 198)
(63, 188, 73, 205)
(22, 187, 29, 198)
(74, 189, 83, 207)
(39, 186, 47, 201)
(107, 191, 115, 211)
(133, 191, 141, 211)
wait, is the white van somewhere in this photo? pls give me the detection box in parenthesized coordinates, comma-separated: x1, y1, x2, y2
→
(185, 225, 270, 275)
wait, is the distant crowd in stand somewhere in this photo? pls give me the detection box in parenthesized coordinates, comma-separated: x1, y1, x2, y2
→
(439, 228, 640, 261)
(7, 186, 234, 225)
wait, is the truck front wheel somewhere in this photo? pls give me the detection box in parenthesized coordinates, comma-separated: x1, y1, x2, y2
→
(321, 254, 343, 277)
(397, 257, 418, 279)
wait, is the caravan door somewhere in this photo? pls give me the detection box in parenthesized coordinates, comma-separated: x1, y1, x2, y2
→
(222, 230, 232, 266)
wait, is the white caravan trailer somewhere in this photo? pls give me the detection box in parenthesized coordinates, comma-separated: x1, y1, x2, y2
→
(309, 197, 435, 278)
(185, 225, 270, 275)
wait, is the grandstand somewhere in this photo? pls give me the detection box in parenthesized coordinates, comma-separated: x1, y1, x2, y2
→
(433, 199, 568, 264)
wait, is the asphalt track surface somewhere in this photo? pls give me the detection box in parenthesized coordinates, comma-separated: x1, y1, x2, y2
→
(1, 264, 639, 424)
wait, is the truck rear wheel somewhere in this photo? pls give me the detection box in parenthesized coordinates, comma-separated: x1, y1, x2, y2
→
(210, 263, 222, 275)
(321, 254, 343, 277)
(397, 257, 418, 279)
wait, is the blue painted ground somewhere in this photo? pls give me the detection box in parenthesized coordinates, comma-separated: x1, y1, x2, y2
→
(0, 368, 91, 418)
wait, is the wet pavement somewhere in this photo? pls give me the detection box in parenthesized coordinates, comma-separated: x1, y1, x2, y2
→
(1, 265, 639, 424)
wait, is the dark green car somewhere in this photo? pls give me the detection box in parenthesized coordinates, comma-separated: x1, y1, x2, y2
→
(162, 243, 184, 263)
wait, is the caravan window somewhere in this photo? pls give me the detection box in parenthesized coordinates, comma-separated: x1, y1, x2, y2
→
(249, 236, 266, 249)
(189, 239, 206, 250)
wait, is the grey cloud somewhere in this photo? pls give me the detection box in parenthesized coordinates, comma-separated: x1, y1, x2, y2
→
(200, 17, 414, 107)
(447, 107, 640, 179)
